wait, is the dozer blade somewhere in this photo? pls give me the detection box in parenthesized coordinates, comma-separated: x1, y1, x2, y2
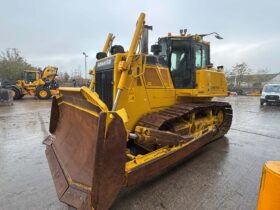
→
(43, 87, 127, 210)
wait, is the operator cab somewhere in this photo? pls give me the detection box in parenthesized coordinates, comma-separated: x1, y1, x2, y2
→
(154, 35, 210, 89)
(24, 70, 38, 83)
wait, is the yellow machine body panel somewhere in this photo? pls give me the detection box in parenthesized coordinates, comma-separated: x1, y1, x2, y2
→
(176, 69, 228, 97)
(99, 53, 228, 131)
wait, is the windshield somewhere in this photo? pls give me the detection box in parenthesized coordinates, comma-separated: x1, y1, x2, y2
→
(25, 72, 36, 83)
(263, 85, 280, 93)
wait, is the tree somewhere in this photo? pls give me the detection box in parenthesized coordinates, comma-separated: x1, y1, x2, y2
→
(231, 62, 250, 88)
(0, 48, 32, 81)
(57, 71, 64, 79)
(255, 68, 270, 87)
(257, 68, 268, 75)
(224, 69, 231, 79)
(63, 72, 70, 82)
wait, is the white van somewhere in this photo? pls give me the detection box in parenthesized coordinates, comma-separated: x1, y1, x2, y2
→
(260, 84, 280, 105)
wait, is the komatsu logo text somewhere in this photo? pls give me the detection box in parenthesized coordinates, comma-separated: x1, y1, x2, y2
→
(97, 59, 112, 68)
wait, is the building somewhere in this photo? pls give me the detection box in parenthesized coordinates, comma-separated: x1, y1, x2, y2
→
(227, 73, 279, 89)
(267, 74, 280, 84)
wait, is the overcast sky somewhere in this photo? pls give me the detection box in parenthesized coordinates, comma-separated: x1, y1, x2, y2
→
(1, 0, 280, 76)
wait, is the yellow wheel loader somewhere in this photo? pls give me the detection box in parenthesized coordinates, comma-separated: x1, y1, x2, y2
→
(44, 13, 232, 210)
(8, 66, 59, 100)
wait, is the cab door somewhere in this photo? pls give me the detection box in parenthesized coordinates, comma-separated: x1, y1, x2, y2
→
(169, 41, 195, 88)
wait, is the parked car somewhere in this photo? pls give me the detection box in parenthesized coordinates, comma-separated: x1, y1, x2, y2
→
(260, 84, 280, 105)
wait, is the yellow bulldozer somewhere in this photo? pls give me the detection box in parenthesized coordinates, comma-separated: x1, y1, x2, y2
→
(8, 66, 59, 100)
(44, 13, 232, 210)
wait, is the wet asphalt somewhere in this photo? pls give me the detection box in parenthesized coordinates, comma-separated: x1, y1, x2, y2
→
(0, 96, 279, 210)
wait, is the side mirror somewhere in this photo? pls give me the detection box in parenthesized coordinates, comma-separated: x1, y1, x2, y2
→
(215, 35, 223, 40)
(151, 44, 162, 55)
(96, 52, 107, 60)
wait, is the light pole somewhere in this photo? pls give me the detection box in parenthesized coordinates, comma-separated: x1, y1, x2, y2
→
(82, 52, 88, 80)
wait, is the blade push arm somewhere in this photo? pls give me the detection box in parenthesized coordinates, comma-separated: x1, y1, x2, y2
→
(112, 12, 146, 111)
(102, 33, 115, 53)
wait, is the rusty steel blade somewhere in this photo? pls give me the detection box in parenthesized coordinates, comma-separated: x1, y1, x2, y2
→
(44, 89, 127, 210)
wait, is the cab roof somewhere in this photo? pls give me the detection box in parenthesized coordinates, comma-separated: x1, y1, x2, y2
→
(159, 34, 210, 45)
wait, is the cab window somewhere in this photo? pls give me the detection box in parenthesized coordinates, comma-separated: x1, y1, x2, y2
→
(195, 45, 208, 69)
(158, 41, 168, 65)
(25, 72, 36, 83)
(170, 50, 186, 74)
(195, 46, 202, 68)
(202, 48, 207, 67)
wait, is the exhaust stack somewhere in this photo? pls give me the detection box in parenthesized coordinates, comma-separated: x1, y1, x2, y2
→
(141, 25, 153, 54)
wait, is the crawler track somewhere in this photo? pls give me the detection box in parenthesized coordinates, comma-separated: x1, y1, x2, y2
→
(136, 101, 233, 140)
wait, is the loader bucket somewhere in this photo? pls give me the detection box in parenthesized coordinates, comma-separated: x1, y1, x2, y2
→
(43, 87, 127, 210)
